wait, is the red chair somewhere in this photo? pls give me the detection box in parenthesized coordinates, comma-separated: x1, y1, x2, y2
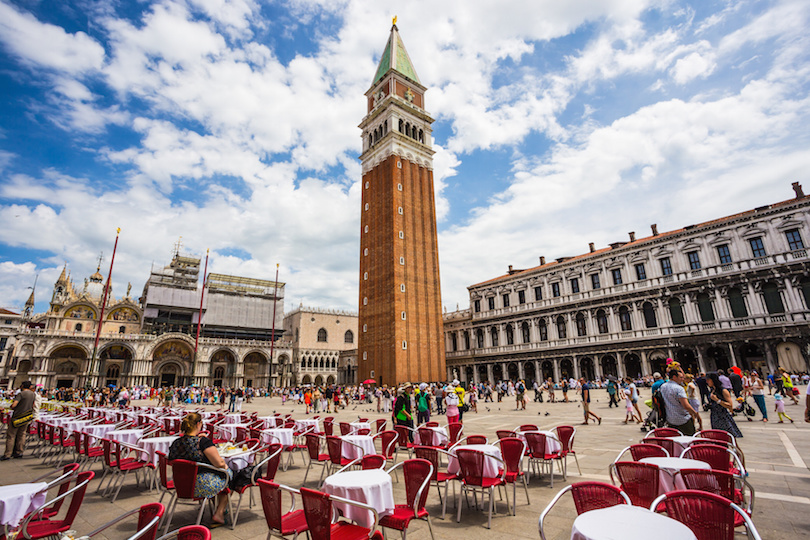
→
(257, 480, 309, 539)
(524, 432, 559, 487)
(518, 424, 538, 432)
(609, 461, 662, 509)
(85, 502, 164, 540)
(687, 439, 746, 469)
(359, 454, 386, 470)
(303, 434, 331, 485)
(323, 419, 334, 436)
(81, 433, 104, 471)
(446, 422, 463, 449)
(325, 436, 354, 479)
(299, 487, 383, 539)
(373, 430, 399, 467)
(393, 425, 416, 458)
(695, 429, 736, 446)
(356, 428, 371, 436)
(235, 427, 249, 443)
(494, 437, 530, 514)
(644, 437, 677, 458)
(644, 427, 682, 438)
(453, 435, 487, 447)
(29, 463, 81, 520)
(374, 419, 387, 433)
(380, 459, 435, 539)
(97, 438, 124, 495)
(231, 444, 284, 528)
(417, 427, 438, 448)
(155, 525, 211, 540)
(454, 448, 507, 529)
(650, 490, 762, 540)
(554, 425, 580, 477)
(156, 451, 175, 505)
(613, 443, 668, 463)
(681, 444, 745, 475)
(538, 482, 631, 540)
(19, 471, 94, 540)
(676, 468, 755, 528)
(413, 446, 458, 519)
(495, 430, 516, 440)
(162, 459, 233, 536)
(339, 422, 352, 436)
(110, 441, 154, 502)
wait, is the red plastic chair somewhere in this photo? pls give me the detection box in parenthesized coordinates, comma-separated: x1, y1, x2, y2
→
(413, 446, 458, 519)
(644, 427, 683, 438)
(162, 459, 233, 536)
(695, 429, 735, 446)
(538, 482, 631, 540)
(257, 480, 308, 539)
(393, 426, 416, 458)
(644, 437, 677, 458)
(494, 437, 530, 513)
(381, 459, 435, 539)
(524, 432, 560, 487)
(110, 440, 154, 502)
(339, 422, 352, 436)
(156, 451, 175, 505)
(374, 419, 387, 433)
(303, 434, 331, 485)
(417, 427, 438, 448)
(360, 454, 386, 470)
(614, 443, 669, 463)
(455, 435, 487, 446)
(454, 448, 507, 529)
(323, 419, 334, 436)
(81, 433, 104, 471)
(19, 471, 94, 540)
(446, 423, 463, 449)
(676, 468, 755, 528)
(29, 463, 81, 520)
(235, 427, 249, 443)
(518, 424, 538, 432)
(373, 430, 398, 467)
(325, 436, 354, 478)
(155, 525, 211, 540)
(650, 490, 762, 540)
(608, 461, 662, 509)
(231, 444, 284, 528)
(299, 487, 383, 539)
(85, 502, 164, 540)
(496, 430, 516, 440)
(553, 425, 580, 477)
(681, 444, 745, 475)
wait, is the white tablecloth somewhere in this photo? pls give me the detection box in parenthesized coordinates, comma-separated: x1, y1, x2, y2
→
(414, 426, 448, 446)
(571, 504, 697, 540)
(220, 447, 255, 471)
(447, 444, 502, 478)
(107, 429, 144, 447)
(516, 430, 562, 454)
(261, 428, 294, 447)
(639, 457, 711, 495)
(82, 424, 117, 439)
(63, 419, 93, 433)
(341, 435, 376, 460)
(349, 422, 371, 435)
(0, 482, 48, 527)
(218, 423, 250, 441)
(295, 419, 320, 433)
(224, 413, 244, 424)
(139, 435, 179, 465)
(259, 416, 283, 428)
(323, 469, 394, 528)
(669, 436, 699, 457)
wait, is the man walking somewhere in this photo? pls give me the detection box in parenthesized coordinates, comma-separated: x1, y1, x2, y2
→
(3, 381, 36, 460)
(660, 368, 703, 435)
(580, 377, 601, 425)
(393, 384, 414, 442)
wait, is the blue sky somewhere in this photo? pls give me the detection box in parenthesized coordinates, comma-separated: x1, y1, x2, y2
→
(1, 0, 809, 316)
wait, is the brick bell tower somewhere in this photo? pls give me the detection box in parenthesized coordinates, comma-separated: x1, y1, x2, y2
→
(358, 22, 446, 386)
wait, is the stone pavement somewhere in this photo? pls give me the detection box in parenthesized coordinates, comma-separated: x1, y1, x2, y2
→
(2, 388, 808, 539)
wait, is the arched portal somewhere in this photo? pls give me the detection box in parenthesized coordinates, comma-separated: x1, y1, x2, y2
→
(465, 366, 474, 383)
(579, 357, 595, 381)
(705, 346, 730, 372)
(478, 364, 488, 384)
(302, 374, 312, 384)
(507, 362, 519, 381)
(243, 351, 267, 388)
(153, 340, 192, 387)
(315, 375, 324, 385)
(50, 345, 88, 387)
(541, 361, 554, 381)
(649, 353, 668, 376)
(158, 363, 181, 387)
(100, 345, 133, 386)
(600, 355, 617, 378)
(739, 343, 765, 373)
(674, 349, 698, 374)
(624, 354, 641, 378)
(559, 358, 573, 380)
(210, 349, 236, 388)
(524, 362, 536, 385)
(492, 364, 503, 382)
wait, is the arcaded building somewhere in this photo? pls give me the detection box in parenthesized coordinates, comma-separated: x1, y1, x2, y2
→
(358, 23, 446, 386)
(443, 183, 810, 385)
(284, 306, 358, 386)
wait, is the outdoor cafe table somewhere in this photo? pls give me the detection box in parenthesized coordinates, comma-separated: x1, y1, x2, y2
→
(640, 457, 711, 495)
(82, 423, 118, 440)
(224, 413, 244, 424)
(322, 469, 394, 528)
(258, 416, 283, 428)
(340, 435, 376, 460)
(348, 421, 371, 435)
(0, 482, 48, 529)
(668, 436, 700, 457)
(139, 435, 179, 466)
(516, 430, 562, 454)
(447, 444, 503, 478)
(261, 428, 294, 447)
(106, 429, 145, 447)
(571, 504, 697, 540)
(295, 419, 320, 433)
(217, 423, 250, 441)
(219, 445, 255, 471)
(62, 419, 94, 433)
(414, 426, 448, 446)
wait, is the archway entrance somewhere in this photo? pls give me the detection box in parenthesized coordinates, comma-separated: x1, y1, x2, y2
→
(579, 357, 595, 381)
(524, 362, 536, 385)
(541, 361, 554, 381)
(55, 360, 79, 388)
(478, 364, 488, 384)
(674, 349, 698, 374)
(159, 363, 180, 387)
(624, 354, 641, 378)
(50, 345, 87, 385)
(649, 354, 667, 376)
(739, 343, 766, 373)
(507, 362, 519, 381)
(210, 349, 236, 388)
(100, 345, 132, 386)
(559, 358, 573, 380)
(465, 366, 474, 383)
(153, 340, 192, 387)
(706, 346, 730, 372)
(600, 355, 617, 378)
(244, 352, 267, 388)
(492, 364, 503, 382)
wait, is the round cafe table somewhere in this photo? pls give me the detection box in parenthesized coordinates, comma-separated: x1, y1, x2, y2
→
(447, 444, 502, 477)
(640, 457, 711, 495)
(217, 423, 250, 441)
(516, 430, 562, 454)
(106, 429, 144, 447)
(669, 436, 700, 457)
(219, 445, 255, 471)
(82, 423, 117, 439)
(138, 435, 179, 465)
(261, 428, 294, 447)
(340, 435, 376, 460)
(258, 416, 283, 428)
(322, 469, 394, 528)
(348, 421, 371, 435)
(295, 419, 320, 433)
(0, 482, 48, 528)
(571, 504, 697, 540)
(414, 426, 448, 446)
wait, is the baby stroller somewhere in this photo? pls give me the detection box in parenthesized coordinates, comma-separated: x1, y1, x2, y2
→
(641, 394, 667, 432)
(735, 396, 757, 421)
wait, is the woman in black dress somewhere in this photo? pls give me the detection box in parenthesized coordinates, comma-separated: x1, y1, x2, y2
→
(705, 372, 743, 438)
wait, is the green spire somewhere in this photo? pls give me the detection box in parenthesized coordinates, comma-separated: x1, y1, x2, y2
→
(371, 24, 421, 87)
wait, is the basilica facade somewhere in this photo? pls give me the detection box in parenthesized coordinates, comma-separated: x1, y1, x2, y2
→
(444, 183, 810, 385)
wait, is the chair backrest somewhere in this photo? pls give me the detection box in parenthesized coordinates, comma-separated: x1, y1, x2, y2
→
(447, 422, 463, 446)
(519, 424, 538, 432)
(170, 460, 199, 499)
(358, 418, 369, 422)
(524, 432, 548, 457)
(63, 471, 95, 527)
(394, 425, 411, 448)
(235, 427, 248, 443)
(682, 444, 734, 472)
(647, 427, 682, 438)
(413, 447, 440, 481)
(356, 428, 371, 436)
(300, 487, 334, 540)
(455, 448, 486, 486)
(402, 459, 433, 514)
(172, 525, 212, 540)
(264, 444, 283, 481)
(102, 438, 116, 467)
(374, 419, 387, 433)
(137, 502, 165, 540)
(677, 468, 735, 500)
(361, 454, 386, 470)
(655, 490, 739, 540)
(644, 437, 676, 457)
(613, 461, 660, 508)
(326, 436, 344, 465)
(570, 481, 630, 514)
(157, 451, 171, 489)
(629, 443, 668, 460)
(305, 433, 322, 460)
(417, 427, 435, 447)
(466, 435, 487, 445)
(496, 430, 516, 440)
(323, 420, 333, 436)
(555, 425, 575, 455)
(43, 463, 81, 517)
(257, 479, 284, 531)
(339, 422, 351, 436)
(72, 431, 84, 454)
(696, 429, 734, 445)
(498, 438, 525, 474)
(378, 431, 398, 459)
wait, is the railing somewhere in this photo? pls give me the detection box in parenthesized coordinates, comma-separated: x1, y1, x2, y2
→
(691, 269, 703, 277)
(790, 249, 807, 259)
(720, 263, 733, 272)
(770, 314, 787, 322)
(753, 257, 769, 266)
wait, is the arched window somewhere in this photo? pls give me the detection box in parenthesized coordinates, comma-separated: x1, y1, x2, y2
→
(119, 326, 126, 334)
(696, 293, 715, 322)
(505, 324, 514, 345)
(106, 364, 120, 378)
(476, 329, 484, 348)
(727, 287, 748, 318)
(576, 312, 587, 336)
(75, 323, 83, 332)
(490, 326, 499, 347)
(214, 366, 225, 379)
(596, 309, 608, 334)
(642, 301, 657, 328)
(317, 328, 328, 342)
(619, 306, 632, 331)
(538, 319, 548, 341)
(344, 330, 354, 344)
(301, 359, 306, 368)
(463, 331, 470, 349)
(521, 322, 530, 343)
(451, 333, 458, 351)
(762, 282, 785, 314)
(669, 298, 685, 325)
(368, 134, 372, 147)
(556, 316, 567, 339)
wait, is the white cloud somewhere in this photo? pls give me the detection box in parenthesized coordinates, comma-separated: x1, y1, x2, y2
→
(671, 51, 716, 83)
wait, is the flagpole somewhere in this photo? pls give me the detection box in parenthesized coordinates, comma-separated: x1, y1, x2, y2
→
(269, 264, 279, 388)
(89, 227, 120, 388)
(193, 249, 209, 386)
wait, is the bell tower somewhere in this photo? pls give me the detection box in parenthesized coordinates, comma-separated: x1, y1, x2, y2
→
(358, 22, 446, 385)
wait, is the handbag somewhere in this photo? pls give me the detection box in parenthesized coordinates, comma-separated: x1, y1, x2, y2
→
(461, 403, 470, 413)
(11, 410, 34, 428)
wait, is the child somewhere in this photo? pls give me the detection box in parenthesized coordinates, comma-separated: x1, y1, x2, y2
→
(623, 386, 635, 424)
(774, 393, 793, 423)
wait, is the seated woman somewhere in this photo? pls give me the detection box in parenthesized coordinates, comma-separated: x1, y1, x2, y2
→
(168, 412, 232, 525)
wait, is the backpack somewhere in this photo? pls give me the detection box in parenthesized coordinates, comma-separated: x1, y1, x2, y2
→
(651, 389, 667, 427)
(417, 392, 429, 412)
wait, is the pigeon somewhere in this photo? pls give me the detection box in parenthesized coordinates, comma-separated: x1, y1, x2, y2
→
(485, 407, 491, 412)
(545, 412, 550, 416)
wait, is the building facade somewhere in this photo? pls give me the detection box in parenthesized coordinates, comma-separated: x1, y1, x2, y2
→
(358, 23, 446, 386)
(444, 184, 810, 385)
(284, 306, 357, 386)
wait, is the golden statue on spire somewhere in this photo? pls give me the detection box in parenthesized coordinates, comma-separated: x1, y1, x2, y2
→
(392, 15, 397, 26)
